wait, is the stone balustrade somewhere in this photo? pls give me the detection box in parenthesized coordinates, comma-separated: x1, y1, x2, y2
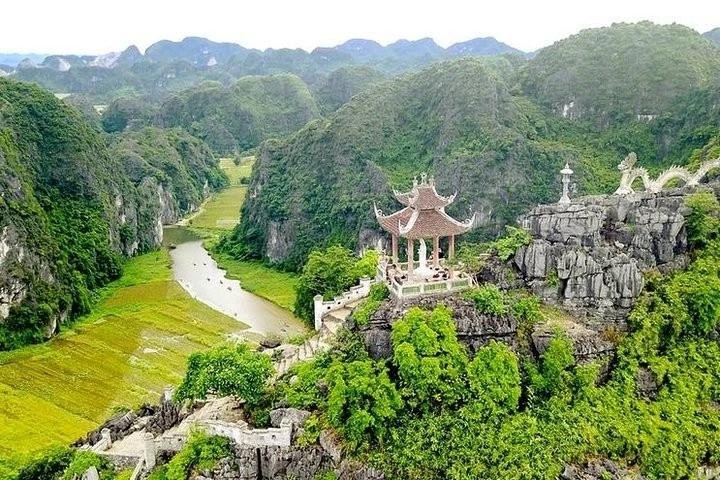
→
(203, 419, 293, 447)
(313, 277, 374, 330)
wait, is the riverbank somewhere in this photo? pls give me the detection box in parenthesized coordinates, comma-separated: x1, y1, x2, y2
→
(0, 250, 247, 474)
(183, 157, 300, 313)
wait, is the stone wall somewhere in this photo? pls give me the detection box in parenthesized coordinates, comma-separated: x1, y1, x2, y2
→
(514, 184, 719, 327)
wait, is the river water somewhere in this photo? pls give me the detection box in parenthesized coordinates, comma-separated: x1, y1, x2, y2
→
(165, 227, 304, 336)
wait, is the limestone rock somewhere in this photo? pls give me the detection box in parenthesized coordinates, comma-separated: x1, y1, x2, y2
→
(260, 337, 282, 349)
(514, 186, 715, 326)
(80, 466, 99, 480)
(561, 458, 645, 479)
(81, 410, 137, 445)
(269, 408, 311, 428)
(319, 430, 343, 463)
(146, 392, 181, 434)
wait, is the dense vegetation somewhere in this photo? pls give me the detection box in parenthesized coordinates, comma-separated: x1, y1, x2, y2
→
(522, 22, 720, 126)
(0, 78, 225, 349)
(224, 22, 720, 271)
(292, 246, 378, 325)
(265, 206, 720, 477)
(174, 343, 273, 403)
(156, 75, 321, 154)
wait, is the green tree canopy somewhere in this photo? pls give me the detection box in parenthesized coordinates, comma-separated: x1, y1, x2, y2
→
(175, 343, 273, 403)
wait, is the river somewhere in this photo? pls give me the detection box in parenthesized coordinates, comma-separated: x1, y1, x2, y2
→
(164, 226, 304, 336)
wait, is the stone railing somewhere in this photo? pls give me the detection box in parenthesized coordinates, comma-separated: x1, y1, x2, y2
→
(389, 276, 472, 299)
(313, 277, 374, 330)
(203, 419, 292, 447)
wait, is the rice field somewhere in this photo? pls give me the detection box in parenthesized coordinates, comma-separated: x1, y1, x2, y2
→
(186, 157, 253, 232)
(0, 250, 247, 473)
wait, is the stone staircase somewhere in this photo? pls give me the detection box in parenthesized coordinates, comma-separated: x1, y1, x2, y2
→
(273, 301, 360, 377)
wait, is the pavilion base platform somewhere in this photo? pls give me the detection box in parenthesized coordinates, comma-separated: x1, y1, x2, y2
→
(376, 256, 474, 299)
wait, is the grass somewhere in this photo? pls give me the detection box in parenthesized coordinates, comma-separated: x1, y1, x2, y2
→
(0, 250, 247, 473)
(185, 157, 253, 233)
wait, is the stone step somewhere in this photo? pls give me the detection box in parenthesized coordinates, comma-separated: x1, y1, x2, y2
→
(328, 307, 352, 321)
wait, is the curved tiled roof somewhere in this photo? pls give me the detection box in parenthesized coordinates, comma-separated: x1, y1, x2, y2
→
(393, 178, 456, 210)
(374, 203, 474, 238)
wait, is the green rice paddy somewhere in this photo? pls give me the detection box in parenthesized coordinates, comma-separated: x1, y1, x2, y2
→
(0, 251, 247, 473)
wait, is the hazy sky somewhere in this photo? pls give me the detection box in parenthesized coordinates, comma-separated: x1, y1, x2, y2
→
(2, 0, 719, 55)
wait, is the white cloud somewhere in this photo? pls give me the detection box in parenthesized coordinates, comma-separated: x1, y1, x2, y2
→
(1, 0, 718, 55)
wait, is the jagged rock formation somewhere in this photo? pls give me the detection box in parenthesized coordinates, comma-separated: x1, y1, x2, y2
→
(515, 185, 720, 326)
(359, 183, 719, 365)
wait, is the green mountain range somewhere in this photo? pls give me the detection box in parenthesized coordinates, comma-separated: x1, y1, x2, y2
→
(223, 22, 720, 269)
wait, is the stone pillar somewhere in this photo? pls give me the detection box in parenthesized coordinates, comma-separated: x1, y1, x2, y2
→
(313, 294, 324, 331)
(449, 235, 455, 260)
(391, 234, 398, 263)
(433, 236, 440, 267)
(406, 238, 414, 279)
(143, 432, 156, 470)
(100, 428, 112, 450)
(559, 162, 573, 204)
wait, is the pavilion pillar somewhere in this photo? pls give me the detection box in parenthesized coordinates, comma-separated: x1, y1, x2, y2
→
(449, 234, 455, 260)
(433, 236, 440, 267)
(391, 234, 398, 263)
(406, 238, 414, 278)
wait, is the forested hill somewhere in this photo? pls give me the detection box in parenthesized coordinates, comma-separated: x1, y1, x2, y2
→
(522, 22, 720, 126)
(154, 74, 321, 154)
(0, 78, 225, 349)
(6, 35, 524, 104)
(704, 27, 720, 45)
(224, 22, 720, 270)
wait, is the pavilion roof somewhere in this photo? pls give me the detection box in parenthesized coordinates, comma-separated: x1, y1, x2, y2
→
(374, 204, 475, 238)
(393, 174, 456, 210)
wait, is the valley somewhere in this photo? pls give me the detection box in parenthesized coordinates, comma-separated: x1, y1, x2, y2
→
(0, 16, 719, 480)
(0, 159, 303, 475)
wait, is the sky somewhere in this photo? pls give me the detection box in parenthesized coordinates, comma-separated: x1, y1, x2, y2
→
(1, 0, 719, 55)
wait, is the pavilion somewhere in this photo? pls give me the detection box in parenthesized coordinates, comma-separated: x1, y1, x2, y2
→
(374, 173, 475, 298)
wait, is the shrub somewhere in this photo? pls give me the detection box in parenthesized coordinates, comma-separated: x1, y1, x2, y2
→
(14, 447, 74, 480)
(160, 431, 231, 480)
(491, 226, 532, 261)
(465, 285, 508, 316)
(391, 306, 469, 410)
(510, 294, 542, 323)
(686, 191, 720, 249)
(352, 283, 389, 327)
(326, 359, 403, 447)
(175, 343, 273, 403)
(466, 341, 521, 416)
(61, 451, 114, 480)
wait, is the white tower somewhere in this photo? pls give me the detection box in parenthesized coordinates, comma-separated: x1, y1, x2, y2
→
(559, 162, 574, 204)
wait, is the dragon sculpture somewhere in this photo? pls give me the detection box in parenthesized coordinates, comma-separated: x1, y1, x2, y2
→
(615, 152, 720, 195)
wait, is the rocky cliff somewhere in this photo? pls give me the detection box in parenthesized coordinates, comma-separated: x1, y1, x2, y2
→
(0, 79, 225, 348)
(515, 184, 719, 326)
(358, 183, 719, 365)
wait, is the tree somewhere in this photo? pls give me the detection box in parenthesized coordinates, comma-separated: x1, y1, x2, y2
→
(686, 191, 720, 249)
(391, 306, 469, 410)
(326, 359, 403, 447)
(294, 246, 376, 325)
(466, 341, 521, 416)
(174, 343, 273, 403)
